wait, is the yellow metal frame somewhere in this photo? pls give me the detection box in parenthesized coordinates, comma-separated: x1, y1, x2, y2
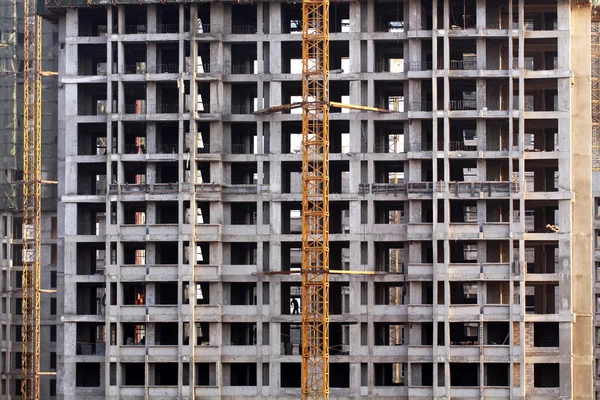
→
(22, 0, 42, 396)
(301, 0, 330, 398)
(593, 20, 600, 170)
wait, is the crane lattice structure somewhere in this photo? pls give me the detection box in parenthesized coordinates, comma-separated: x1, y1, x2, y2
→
(301, 0, 330, 397)
(592, 20, 600, 170)
(22, 0, 46, 395)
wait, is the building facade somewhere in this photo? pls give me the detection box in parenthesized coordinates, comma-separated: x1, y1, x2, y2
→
(51, 0, 593, 398)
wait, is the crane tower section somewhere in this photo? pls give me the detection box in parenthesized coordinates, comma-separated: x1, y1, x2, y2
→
(301, 0, 330, 398)
(21, 0, 42, 396)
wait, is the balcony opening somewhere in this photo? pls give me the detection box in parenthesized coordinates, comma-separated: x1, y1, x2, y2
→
(524, 243, 557, 273)
(330, 363, 350, 388)
(374, 283, 405, 305)
(449, 120, 477, 151)
(522, 4, 558, 31)
(78, 8, 108, 36)
(418, 322, 442, 346)
(123, 162, 146, 185)
(486, 200, 510, 222)
(330, 2, 349, 33)
(76, 323, 105, 355)
(229, 242, 257, 265)
(374, 363, 405, 386)
(229, 82, 258, 113)
(330, 322, 350, 355)
(231, 4, 257, 34)
(190, 202, 210, 224)
(228, 323, 256, 345)
(281, 3, 302, 34)
(156, 162, 179, 184)
(77, 204, 106, 236)
(77, 163, 106, 195)
(228, 282, 257, 306)
(230, 122, 257, 154)
(375, 82, 404, 111)
(155, 122, 178, 153)
(534, 364, 559, 387)
(281, 363, 301, 387)
(123, 243, 146, 265)
(183, 322, 210, 345)
(330, 282, 350, 315)
(449, 40, 477, 69)
(122, 363, 145, 386)
(484, 322, 509, 345)
(157, 242, 178, 264)
(524, 120, 558, 151)
(375, 161, 404, 184)
(193, 242, 210, 265)
(449, 159, 477, 182)
(484, 363, 509, 386)
(450, 0, 477, 28)
(228, 363, 257, 386)
(449, 79, 477, 110)
(196, 362, 217, 386)
(76, 363, 101, 387)
(450, 282, 478, 305)
(522, 200, 559, 233)
(230, 162, 257, 185)
(533, 322, 559, 347)
(155, 82, 179, 114)
(151, 363, 178, 386)
(450, 363, 479, 386)
(230, 202, 257, 225)
(485, 121, 510, 151)
(77, 83, 107, 115)
(123, 323, 146, 345)
(78, 123, 106, 154)
(449, 200, 477, 223)
(123, 283, 145, 306)
(157, 202, 178, 224)
(155, 322, 178, 345)
(281, 202, 302, 234)
(123, 43, 146, 75)
(449, 241, 478, 263)
(525, 283, 558, 314)
(281, 161, 302, 193)
(281, 283, 302, 315)
(155, 282, 178, 305)
(330, 242, 350, 271)
(412, 363, 433, 386)
(123, 202, 146, 225)
(183, 282, 210, 305)
(76, 283, 105, 315)
(77, 243, 105, 275)
(375, 122, 404, 153)
(281, 242, 301, 272)
(374, 2, 404, 32)
(486, 282, 510, 304)
(450, 322, 479, 346)
(281, 323, 302, 355)
(374, 41, 404, 72)
(330, 202, 350, 235)
(374, 323, 404, 346)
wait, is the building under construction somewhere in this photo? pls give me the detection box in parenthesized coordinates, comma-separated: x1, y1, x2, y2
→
(0, 0, 598, 398)
(0, 0, 58, 396)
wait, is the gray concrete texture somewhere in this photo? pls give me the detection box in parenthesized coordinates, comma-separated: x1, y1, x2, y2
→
(50, 0, 596, 398)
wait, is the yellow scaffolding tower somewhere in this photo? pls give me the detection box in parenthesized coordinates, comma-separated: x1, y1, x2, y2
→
(22, 0, 42, 395)
(301, 0, 330, 398)
(592, 20, 600, 170)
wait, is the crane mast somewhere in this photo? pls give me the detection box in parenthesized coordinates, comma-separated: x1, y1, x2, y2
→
(21, 0, 42, 395)
(301, 0, 330, 398)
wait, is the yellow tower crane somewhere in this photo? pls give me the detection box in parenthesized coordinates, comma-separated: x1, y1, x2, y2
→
(255, 1, 390, 397)
(21, 0, 43, 394)
(300, 0, 330, 397)
(22, 0, 56, 397)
